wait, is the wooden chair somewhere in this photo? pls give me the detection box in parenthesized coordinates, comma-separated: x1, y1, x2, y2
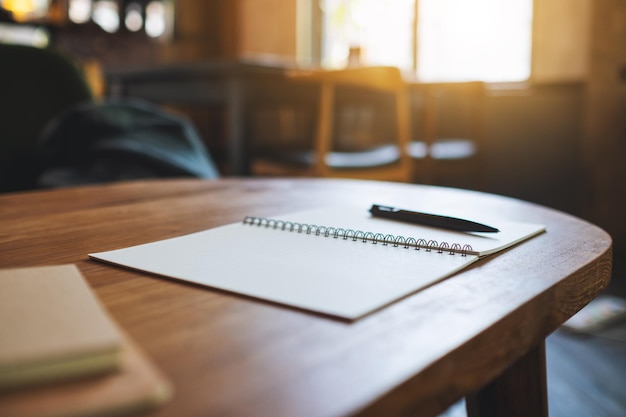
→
(408, 81, 487, 189)
(250, 66, 412, 183)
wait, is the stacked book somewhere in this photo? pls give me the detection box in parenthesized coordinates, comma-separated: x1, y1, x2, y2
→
(0, 265, 171, 417)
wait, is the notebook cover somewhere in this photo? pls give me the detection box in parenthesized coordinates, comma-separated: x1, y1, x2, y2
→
(0, 265, 122, 390)
(0, 332, 172, 417)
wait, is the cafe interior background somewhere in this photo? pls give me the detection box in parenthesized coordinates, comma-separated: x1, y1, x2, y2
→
(0, 0, 625, 294)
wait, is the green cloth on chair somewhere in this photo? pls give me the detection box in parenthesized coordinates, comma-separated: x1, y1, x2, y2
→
(37, 99, 220, 186)
(0, 44, 220, 192)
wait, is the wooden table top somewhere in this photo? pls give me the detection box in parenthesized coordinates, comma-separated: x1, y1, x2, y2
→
(0, 178, 612, 417)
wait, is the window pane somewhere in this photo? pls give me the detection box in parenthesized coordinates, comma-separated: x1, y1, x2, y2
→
(321, 0, 414, 69)
(319, 0, 533, 82)
(417, 0, 532, 82)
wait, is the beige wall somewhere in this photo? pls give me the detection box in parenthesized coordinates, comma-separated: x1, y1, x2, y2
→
(161, 0, 239, 62)
(532, 0, 592, 82)
(238, 0, 298, 60)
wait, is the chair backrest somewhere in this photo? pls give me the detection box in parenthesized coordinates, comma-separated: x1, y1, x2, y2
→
(289, 66, 412, 181)
(409, 81, 487, 187)
(0, 44, 93, 192)
(415, 81, 486, 149)
(289, 66, 408, 91)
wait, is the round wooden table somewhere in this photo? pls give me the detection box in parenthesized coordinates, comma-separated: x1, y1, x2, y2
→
(0, 178, 612, 417)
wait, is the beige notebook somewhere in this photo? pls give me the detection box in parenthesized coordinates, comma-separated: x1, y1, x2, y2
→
(0, 265, 122, 390)
(0, 332, 172, 417)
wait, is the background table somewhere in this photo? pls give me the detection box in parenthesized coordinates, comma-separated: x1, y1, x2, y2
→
(0, 178, 612, 417)
(105, 59, 301, 176)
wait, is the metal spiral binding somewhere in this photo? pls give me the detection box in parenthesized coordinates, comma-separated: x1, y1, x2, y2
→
(242, 216, 473, 256)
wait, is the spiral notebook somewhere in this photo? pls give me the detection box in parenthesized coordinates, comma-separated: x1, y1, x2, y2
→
(89, 206, 545, 320)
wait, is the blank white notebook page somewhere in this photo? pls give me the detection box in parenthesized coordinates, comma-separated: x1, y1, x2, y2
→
(90, 206, 545, 320)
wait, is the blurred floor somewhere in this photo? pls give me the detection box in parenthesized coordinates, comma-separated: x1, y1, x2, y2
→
(438, 294, 626, 417)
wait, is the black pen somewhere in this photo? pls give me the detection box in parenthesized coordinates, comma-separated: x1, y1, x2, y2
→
(369, 204, 500, 233)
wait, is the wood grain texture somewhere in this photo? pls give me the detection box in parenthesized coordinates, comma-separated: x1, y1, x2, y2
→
(0, 178, 612, 417)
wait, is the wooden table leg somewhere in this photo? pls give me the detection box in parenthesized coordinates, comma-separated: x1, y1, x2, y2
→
(466, 341, 549, 417)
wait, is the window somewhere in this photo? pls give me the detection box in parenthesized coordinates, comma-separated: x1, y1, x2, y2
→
(318, 0, 533, 82)
(320, 0, 414, 70)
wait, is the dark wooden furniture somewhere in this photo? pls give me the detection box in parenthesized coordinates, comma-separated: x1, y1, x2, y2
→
(105, 59, 297, 176)
(251, 66, 412, 182)
(0, 178, 611, 417)
(408, 81, 487, 189)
